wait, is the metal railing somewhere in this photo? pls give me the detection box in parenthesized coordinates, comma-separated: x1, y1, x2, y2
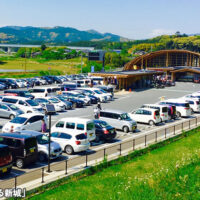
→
(0, 115, 200, 190)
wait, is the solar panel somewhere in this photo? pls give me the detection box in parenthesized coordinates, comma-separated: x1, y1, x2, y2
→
(46, 104, 56, 113)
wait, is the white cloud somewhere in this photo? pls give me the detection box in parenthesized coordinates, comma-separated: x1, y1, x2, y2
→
(150, 29, 175, 37)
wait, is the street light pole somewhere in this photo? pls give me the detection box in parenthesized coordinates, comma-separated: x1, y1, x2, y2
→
(47, 114, 51, 173)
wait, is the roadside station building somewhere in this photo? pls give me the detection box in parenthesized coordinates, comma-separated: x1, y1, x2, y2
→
(90, 50, 200, 90)
(124, 49, 200, 82)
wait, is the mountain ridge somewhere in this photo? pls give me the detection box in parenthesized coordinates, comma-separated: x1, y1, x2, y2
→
(0, 26, 129, 44)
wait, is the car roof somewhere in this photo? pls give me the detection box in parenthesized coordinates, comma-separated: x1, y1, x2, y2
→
(100, 109, 127, 114)
(143, 104, 167, 108)
(2, 96, 29, 100)
(0, 133, 33, 139)
(19, 130, 42, 136)
(0, 144, 8, 148)
(137, 108, 159, 111)
(164, 99, 188, 103)
(17, 113, 44, 118)
(58, 117, 93, 123)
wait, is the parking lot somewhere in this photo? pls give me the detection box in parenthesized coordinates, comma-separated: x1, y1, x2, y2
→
(1, 81, 200, 180)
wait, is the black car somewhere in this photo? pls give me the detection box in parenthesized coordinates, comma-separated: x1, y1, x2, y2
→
(4, 90, 35, 99)
(0, 79, 18, 89)
(42, 76, 53, 84)
(60, 83, 81, 91)
(47, 76, 63, 84)
(0, 133, 38, 168)
(0, 82, 8, 90)
(0, 144, 13, 175)
(61, 94, 84, 108)
(94, 120, 116, 142)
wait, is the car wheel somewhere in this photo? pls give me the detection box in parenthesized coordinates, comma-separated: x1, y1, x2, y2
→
(65, 145, 74, 155)
(38, 152, 47, 162)
(123, 126, 129, 133)
(95, 135, 100, 143)
(16, 159, 24, 168)
(27, 111, 32, 113)
(9, 114, 15, 120)
(177, 112, 181, 118)
(149, 120, 155, 126)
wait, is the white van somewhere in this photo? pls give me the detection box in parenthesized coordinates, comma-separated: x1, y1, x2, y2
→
(180, 97, 200, 113)
(29, 86, 61, 98)
(75, 79, 91, 87)
(1, 96, 43, 113)
(141, 104, 169, 122)
(129, 108, 161, 126)
(51, 118, 96, 142)
(159, 99, 191, 117)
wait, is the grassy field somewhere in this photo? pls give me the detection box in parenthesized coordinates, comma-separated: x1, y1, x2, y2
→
(30, 128, 200, 200)
(0, 56, 86, 74)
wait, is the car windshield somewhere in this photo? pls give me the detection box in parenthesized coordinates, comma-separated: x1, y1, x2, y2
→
(120, 113, 131, 120)
(77, 94, 85, 98)
(36, 134, 50, 144)
(100, 89, 107, 94)
(37, 99, 49, 103)
(24, 91, 32, 96)
(10, 117, 27, 124)
(94, 90, 102, 94)
(8, 104, 19, 111)
(99, 121, 108, 128)
(26, 100, 39, 106)
(49, 98, 59, 103)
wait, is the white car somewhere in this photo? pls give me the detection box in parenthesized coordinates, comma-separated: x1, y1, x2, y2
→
(51, 131, 90, 155)
(51, 118, 96, 141)
(2, 113, 48, 133)
(1, 96, 44, 113)
(19, 130, 62, 162)
(129, 108, 161, 126)
(141, 104, 169, 122)
(159, 99, 191, 117)
(45, 97, 66, 112)
(179, 97, 200, 113)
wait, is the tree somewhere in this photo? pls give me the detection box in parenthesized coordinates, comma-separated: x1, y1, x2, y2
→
(41, 44, 47, 51)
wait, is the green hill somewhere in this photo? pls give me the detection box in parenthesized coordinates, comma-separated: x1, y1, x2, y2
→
(0, 26, 128, 44)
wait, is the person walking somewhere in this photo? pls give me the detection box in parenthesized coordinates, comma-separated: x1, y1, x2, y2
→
(41, 119, 47, 133)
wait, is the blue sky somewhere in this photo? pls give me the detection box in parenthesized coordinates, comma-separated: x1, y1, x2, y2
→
(0, 0, 200, 39)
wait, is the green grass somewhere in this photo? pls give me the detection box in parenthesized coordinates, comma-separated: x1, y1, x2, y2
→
(29, 128, 200, 200)
(0, 56, 87, 74)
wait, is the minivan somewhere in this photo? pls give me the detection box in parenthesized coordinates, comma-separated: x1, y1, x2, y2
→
(29, 87, 61, 98)
(180, 97, 200, 113)
(4, 90, 34, 99)
(51, 118, 96, 141)
(0, 144, 12, 175)
(159, 99, 191, 117)
(0, 133, 38, 168)
(98, 109, 137, 133)
(1, 96, 43, 113)
(141, 104, 169, 122)
(129, 108, 161, 126)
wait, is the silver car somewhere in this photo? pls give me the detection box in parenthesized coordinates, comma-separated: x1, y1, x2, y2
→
(0, 103, 24, 119)
(98, 109, 137, 133)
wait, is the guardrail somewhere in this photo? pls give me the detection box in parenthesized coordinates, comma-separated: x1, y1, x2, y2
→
(1, 115, 200, 190)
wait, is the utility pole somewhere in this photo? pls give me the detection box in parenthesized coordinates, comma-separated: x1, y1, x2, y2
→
(81, 52, 83, 74)
(25, 48, 27, 73)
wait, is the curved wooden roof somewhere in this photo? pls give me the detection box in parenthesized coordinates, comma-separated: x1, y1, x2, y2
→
(124, 49, 200, 70)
